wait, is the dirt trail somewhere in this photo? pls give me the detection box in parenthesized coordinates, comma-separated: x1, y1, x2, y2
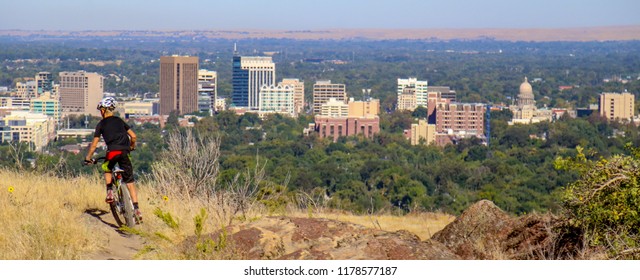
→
(83, 208, 143, 260)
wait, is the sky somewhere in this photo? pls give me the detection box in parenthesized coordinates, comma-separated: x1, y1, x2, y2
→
(1, 0, 639, 30)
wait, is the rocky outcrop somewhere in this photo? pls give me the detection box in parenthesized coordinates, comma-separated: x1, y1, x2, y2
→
(182, 216, 459, 260)
(180, 200, 568, 260)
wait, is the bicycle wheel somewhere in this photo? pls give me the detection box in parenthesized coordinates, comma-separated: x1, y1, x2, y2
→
(109, 177, 136, 227)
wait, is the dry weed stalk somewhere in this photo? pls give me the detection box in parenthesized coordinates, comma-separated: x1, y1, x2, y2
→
(150, 129, 221, 201)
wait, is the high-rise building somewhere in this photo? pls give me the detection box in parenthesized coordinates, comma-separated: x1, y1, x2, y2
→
(312, 80, 346, 115)
(435, 102, 486, 145)
(59, 71, 104, 117)
(397, 78, 428, 107)
(232, 55, 275, 110)
(36, 72, 54, 95)
(259, 84, 295, 117)
(279, 78, 305, 115)
(198, 69, 217, 113)
(600, 92, 635, 122)
(159, 55, 199, 116)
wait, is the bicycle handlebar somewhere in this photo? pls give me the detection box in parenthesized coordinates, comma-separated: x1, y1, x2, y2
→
(83, 156, 106, 166)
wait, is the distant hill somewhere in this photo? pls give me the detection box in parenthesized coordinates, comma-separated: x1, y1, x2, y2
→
(2, 26, 640, 41)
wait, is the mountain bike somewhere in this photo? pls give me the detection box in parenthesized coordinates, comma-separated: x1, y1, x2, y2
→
(87, 157, 137, 227)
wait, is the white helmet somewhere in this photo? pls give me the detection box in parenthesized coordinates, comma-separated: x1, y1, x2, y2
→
(97, 97, 117, 110)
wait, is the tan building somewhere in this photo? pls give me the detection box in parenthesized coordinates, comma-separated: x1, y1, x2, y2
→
(397, 87, 417, 111)
(124, 101, 154, 117)
(321, 98, 349, 117)
(348, 98, 380, 117)
(59, 71, 104, 117)
(600, 92, 635, 122)
(0, 111, 55, 152)
(279, 78, 305, 115)
(16, 81, 37, 99)
(410, 119, 436, 145)
(160, 56, 199, 116)
(313, 80, 346, 115)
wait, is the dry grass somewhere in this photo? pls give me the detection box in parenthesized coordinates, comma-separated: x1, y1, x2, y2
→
(0, 169, 105, 259)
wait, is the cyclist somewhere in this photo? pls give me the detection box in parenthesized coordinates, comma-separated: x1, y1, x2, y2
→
(84, 97, 142, 223)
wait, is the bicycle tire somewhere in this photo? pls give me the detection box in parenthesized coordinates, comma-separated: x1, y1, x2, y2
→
(110, 177, 136, 227)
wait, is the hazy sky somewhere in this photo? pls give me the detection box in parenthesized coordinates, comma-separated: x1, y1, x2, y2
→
(2, 0, 639, 30)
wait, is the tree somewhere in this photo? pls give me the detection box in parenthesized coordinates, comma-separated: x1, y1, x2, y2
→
(555, 145, 640, 259)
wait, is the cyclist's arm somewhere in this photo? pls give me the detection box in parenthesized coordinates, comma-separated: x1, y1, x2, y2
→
(127, 129, 137, 151)
(85, 137, 101, 162)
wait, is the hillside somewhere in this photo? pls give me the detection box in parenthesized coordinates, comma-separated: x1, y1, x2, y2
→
(2, 26, 640, 41)
(0, 169, 455, 260)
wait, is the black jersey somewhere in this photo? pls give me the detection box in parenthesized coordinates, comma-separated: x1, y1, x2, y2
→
(94, 116, 131, 151)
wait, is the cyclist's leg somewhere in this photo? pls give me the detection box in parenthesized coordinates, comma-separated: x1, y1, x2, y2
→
(101, 159, 115, 202)
(119, 152, 141, 221)
(118, 152, 137, 203)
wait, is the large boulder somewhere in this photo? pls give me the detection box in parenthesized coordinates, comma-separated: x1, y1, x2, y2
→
(431, 199, 563, 259)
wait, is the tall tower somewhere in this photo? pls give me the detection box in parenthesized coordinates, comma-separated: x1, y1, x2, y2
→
(160, 55, 199, 116)
(232, 53, 276, 110)
(59, 71, 104, 117)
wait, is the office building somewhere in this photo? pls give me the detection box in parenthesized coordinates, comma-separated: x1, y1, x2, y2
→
(59, 71, 104, 117)
(600, 92, 635, 122)
(159, 55, 199, 116)
(397, 87, 417, 111)
(348, 98, 380, 117)
(320, 98, 349, 117)
(0, 111, 55, 152)
(397, 78, 428, 107)
(279, 78, 305, 115)
(411, 119, 436, 145)
(232, 55, 275, 110)
(30, 92, 61, 122)
(312, 80, 346, 114)
(198, 69, 217, 113)
(16, 81, 37, 99)
(36, 72, 54, 95)
(435, 102, 486, 145)
(259, 84, 295, 117)
(314, 115, 380, 142)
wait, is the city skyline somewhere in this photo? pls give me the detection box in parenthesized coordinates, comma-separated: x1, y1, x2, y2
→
(1, 0, 639, 30)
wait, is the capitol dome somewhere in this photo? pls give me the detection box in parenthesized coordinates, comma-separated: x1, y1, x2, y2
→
(517, 77, 535, 107)
(519, 77, 534, 98)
